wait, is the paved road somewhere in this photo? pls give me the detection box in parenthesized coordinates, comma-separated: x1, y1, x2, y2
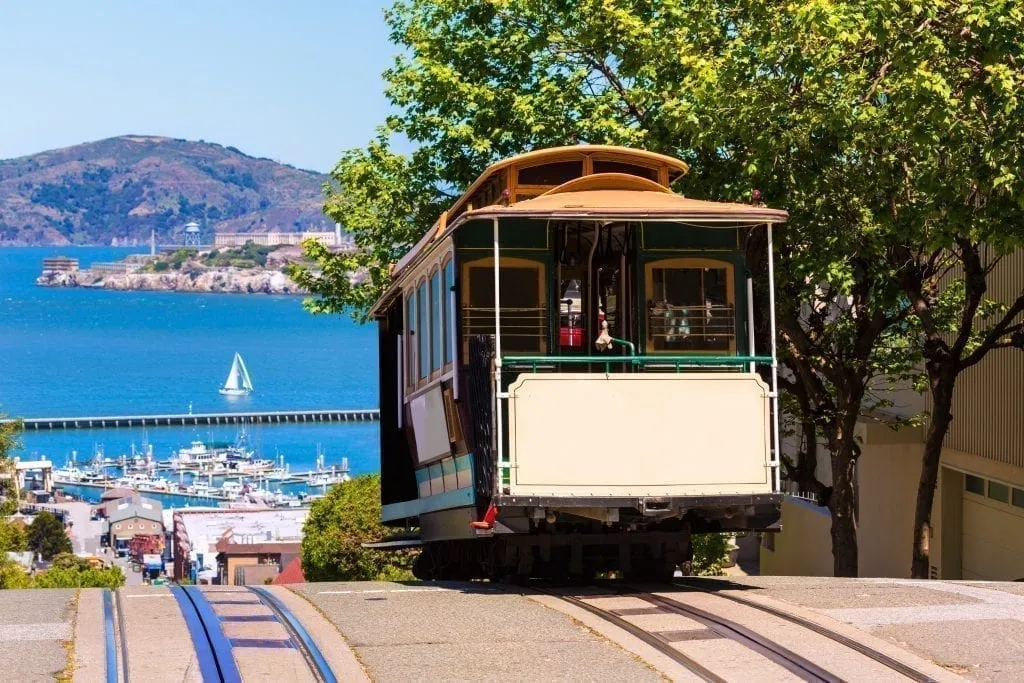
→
(0, 577, 1016, 681)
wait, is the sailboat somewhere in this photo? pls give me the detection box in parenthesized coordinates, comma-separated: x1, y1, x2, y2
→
(219, 352, 254, 396)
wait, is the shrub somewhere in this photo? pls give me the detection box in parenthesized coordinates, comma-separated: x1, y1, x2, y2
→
(689, 533, 731, 576)
(301, 474, 416, 581)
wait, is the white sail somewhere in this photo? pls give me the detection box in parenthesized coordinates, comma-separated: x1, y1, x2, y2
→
(237, 354, 254, 391)
(220, 352, 253, 395)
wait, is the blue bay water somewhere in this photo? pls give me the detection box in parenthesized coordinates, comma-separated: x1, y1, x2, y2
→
(0, 247, 380, 483)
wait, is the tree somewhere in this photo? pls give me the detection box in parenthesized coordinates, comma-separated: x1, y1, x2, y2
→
(27, 512, 72, 561)
(300, 474, 415, 581)
(0, 519, 28, 555)
(0, 415, 21, 505)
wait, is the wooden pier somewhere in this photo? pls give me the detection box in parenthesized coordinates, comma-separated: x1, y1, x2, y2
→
(5, 408, 379, 431)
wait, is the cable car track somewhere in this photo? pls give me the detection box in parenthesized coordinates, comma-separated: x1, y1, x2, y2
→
(164, 585, 337, 683)
(670, 579, 938, 683)
(537, 583, 939, 682)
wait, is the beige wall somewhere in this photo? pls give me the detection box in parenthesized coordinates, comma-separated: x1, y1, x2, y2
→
(930, 249, 1024, 468)
(224, 555, 260, 586)
(110, 517, 163, 541)
(760, 497, 834, 576)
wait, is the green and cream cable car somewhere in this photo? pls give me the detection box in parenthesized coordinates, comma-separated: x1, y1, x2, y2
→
(369, 145, 787, 580)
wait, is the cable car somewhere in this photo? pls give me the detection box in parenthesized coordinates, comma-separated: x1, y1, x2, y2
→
(369, 145, 787, 580)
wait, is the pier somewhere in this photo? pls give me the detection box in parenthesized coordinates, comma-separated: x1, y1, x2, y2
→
(5, 408, 379, 431)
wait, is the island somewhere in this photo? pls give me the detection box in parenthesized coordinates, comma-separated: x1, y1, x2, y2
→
(36, 243, 320, 295)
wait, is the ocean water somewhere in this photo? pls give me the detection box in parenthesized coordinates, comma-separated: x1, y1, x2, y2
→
(0, 247, 380, 484)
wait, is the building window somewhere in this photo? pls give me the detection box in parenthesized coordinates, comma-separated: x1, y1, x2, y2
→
(430, 269, 442, 373)
(417, 280, 429, 380)
(1012, 488, 1024, 509)
(646, 258, 735, 353)
(151, 523, 158, 530)
(988, 481, 1010, 503)
(965, 474, 985, 495)
(114, 523, 121, 530)
(443, 259, 454, 365)
(126, 523, 133, 530)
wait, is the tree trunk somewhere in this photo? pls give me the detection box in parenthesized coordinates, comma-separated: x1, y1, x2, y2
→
(911, 374, 954, 579)
(829, 444, 859, 577)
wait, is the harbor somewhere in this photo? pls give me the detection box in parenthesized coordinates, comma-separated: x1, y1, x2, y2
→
(25, 433, 354, 509)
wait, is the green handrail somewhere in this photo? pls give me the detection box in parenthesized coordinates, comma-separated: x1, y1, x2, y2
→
(500, 354, 773, 373)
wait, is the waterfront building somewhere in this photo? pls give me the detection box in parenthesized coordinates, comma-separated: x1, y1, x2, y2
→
(762, 249, 1024, 580)
(213, 223, 353, 249)
(103, 496, 164, 552)
(41, 256, 79, 273)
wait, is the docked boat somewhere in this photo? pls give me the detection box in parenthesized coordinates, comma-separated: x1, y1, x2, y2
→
(219, 352, 254, 396)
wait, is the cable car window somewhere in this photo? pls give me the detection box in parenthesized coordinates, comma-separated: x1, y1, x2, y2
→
(517, 161, 583, 186)
(463, 258, 547, 355)
(406, 290, 417, 386)
(592, 160, 659, 181)
(417, 280, 429, 379)
(443, 259, 454, 365)
(646, 259, 735, 353)
(430, 269, 442, 373)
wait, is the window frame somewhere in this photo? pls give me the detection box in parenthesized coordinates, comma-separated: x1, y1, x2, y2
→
(416, 278, 430, 383)
(643, 257, 736, 355)
(405, 288, 417, 391)
(429, 267, 443, 376)
(442, 257, 455, 368)
(460, 256, 547, 360)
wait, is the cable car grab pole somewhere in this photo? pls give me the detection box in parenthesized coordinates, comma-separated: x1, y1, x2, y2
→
(766, 223, 781, 492)
(493, 217, 505, 488)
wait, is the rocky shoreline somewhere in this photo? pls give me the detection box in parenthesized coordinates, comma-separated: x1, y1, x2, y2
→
(36, 267, 307, 295)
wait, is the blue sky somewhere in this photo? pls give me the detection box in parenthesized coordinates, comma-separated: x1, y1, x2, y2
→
(0, 1, 394, 172)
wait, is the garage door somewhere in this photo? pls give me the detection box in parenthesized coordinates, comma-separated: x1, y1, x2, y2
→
(962, 474, 1024, 580)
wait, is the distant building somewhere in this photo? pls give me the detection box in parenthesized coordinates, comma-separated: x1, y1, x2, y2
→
(214, 533, 303, 586)
(213, 229, 350, 249)
(104, 496, 164, 551)
(41, 257, 79, 273)
(171, 508, 308, 583)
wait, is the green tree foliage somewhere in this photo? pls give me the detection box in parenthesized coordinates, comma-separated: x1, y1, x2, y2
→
(689, 534, 730, 577)
(0, 560, 31, 589)
(31, 554, 125, 589)
(0, 519, 28, 555)
(301, 474, 415, 581)
(28, 512, 72, 561)
(0, 415, 21, 511)
(298, 1, 1024, 575)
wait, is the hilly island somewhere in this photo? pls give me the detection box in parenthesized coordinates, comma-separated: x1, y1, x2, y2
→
(0, 135, 329, 245)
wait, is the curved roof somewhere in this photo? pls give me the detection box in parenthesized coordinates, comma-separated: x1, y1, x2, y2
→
(100, 487, 137, 502)
(463, 174, 788, 224)
(480, 144, 690, 178)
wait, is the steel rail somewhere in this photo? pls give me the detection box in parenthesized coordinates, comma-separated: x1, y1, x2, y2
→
(170, 586, 242, 683)
(672, 580, 938, 683)
(248, 586, 338, 683)
(532, 586, 725, 682)
(102, 589, 119, 683)
(636, 591, 839, 683)
(114, 589, 131, 683)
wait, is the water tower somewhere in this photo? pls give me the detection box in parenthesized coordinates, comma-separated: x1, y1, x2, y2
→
(183, 221, 201, 247)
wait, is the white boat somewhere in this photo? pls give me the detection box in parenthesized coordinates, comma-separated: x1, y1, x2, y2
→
(219, 352, 254, 396)
(173, 441, 229, 468)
